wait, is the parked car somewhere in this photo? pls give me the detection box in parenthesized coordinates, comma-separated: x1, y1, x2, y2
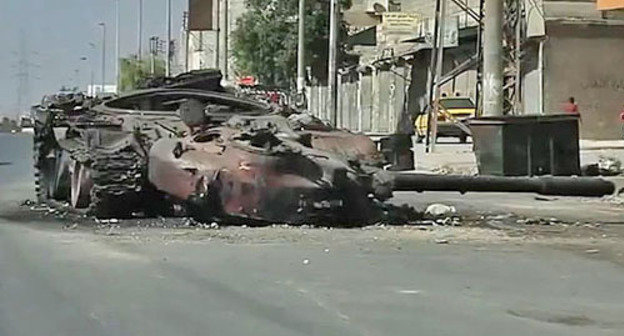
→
(415, 97, 476, 143)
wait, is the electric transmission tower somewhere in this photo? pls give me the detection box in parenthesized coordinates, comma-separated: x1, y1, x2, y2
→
(13, 30, 40, 118)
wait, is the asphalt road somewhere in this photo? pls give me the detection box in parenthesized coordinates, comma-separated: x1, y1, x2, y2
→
(1, 133, 624, 336)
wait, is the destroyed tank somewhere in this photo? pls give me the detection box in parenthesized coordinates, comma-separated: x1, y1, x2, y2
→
(32, 73, 390, 224)
(32, 71, 616, 225)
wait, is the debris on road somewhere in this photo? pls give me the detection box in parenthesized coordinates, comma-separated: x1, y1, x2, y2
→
(63, 223, 78, 230)
(535, 196, 559, 202)
(425, 204, 457, 218)
(582, 157, 622, 177)
(598, 157, 622, 176)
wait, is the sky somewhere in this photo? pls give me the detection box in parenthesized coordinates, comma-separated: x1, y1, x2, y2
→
(0, 0, 188, 117)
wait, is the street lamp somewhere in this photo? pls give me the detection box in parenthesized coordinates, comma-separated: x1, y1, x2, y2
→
(138, 0, 143, 60)
(98, 22, 106, 95)
(165, 0, 172, 77)
(115, 0, 120, 93)
(88, 43, 97, 96)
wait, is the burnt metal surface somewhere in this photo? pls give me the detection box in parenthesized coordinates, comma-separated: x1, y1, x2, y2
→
(32, 83, 390, 224)
(148, 122, 379, 224)
(139, 69, 225, 92)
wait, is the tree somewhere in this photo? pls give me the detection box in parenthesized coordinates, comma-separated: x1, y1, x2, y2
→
(232, 0, 351, 88)
(119, 56, 166, 92)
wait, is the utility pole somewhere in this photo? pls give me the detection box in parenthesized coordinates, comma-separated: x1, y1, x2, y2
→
(115, 0, 120, 93)
(214, 0, 220, 69)
(327, 0, 339, 126)
(514, 0, 522, 114)
(482, 0, 504, 117)
(149, 36, 158, 75)
(296, 0, 306, 95)
(430, 0, 447, 152)
(138, 0, 143, 60)
(184, 11, 190, 72)
(219, 0, 229, 80)
(89, 42, 97, 95)
(166, 0, 172, 77)
(99, 22, 106, 94)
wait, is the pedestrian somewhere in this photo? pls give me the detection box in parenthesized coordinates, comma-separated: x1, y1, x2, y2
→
(563, 97, 579, 115)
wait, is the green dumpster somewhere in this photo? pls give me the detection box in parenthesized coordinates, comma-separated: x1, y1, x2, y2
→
(468, 115, 580, 176)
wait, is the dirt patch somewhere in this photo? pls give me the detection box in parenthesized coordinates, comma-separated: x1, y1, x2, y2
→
(507, 309, 596, 327)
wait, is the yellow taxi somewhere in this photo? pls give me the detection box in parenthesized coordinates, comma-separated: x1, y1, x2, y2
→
(415, 96, 476, 143)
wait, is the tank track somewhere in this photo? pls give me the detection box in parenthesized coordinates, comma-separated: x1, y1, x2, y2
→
(33, 123, 56, 202)
(84, 148, 146, 218)
(33, 139, 47, 202)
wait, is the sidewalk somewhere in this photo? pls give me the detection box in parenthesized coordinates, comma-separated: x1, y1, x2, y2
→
(412, 138, 624, 176)
(580, 140, 624, 150)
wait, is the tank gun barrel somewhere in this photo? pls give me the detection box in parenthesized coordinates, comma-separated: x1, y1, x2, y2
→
(391, 174, 615, 197)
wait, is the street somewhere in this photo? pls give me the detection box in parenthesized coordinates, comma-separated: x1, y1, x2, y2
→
(2, 133, 624, 336)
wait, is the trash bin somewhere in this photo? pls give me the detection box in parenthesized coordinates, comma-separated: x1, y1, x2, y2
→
(468, 115, 580, 176)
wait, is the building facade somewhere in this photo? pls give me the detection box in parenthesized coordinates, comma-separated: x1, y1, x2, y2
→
(309, 0, 624, 139)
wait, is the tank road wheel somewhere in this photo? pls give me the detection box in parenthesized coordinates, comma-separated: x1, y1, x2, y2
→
(48, 149, 71, 200)
(70, 161, 93, 209)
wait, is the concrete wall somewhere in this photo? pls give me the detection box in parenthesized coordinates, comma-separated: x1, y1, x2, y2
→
(186, 0, 246, 79)
(543, 23, 624, 139)
(307, 65, 411, 134)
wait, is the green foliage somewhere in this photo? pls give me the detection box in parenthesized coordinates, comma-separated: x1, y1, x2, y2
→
(119, 56, 166, 92)
(232, 0, 351, 88)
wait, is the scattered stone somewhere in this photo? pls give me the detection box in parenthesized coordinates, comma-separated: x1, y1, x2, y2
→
(535, 196, 558, 202)
(435, 239, 450, 245)
(302, 259, 310, 265)
(436, 218, 453, 225)
(585, 249, 600, 254)
(105, 227, 120, 236)
(598, 157, 622, 176)
(63, 223, 78, 230)
(487, 214, 514, 221)
(425, 204, 457, 218)
(324, 248, 330, 253)
(20, 199, 35, 206)
(522, 217, 552, 225)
